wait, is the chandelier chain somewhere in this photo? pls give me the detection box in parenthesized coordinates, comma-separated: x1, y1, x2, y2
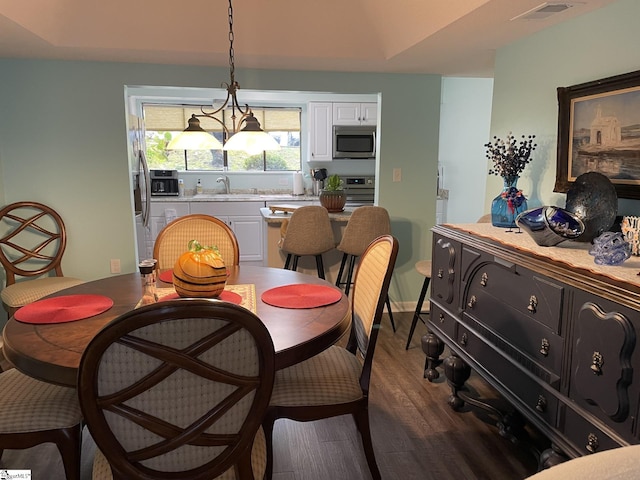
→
(228, 0, 235, 85)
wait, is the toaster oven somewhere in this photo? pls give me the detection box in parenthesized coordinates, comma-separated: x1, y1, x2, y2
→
(150, 170, 179, 196)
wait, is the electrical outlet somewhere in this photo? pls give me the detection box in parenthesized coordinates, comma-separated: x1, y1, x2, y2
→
(393, 168, 402, 182)
(110, 259, 121, 274)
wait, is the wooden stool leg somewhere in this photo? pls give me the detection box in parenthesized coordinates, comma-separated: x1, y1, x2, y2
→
(406, 276, 431, 349)
(315, 255, 325, 279)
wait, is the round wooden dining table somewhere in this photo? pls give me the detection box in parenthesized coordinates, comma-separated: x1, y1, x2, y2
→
(2, 265, 351, 387)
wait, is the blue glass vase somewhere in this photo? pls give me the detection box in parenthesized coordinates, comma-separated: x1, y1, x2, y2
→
(491, 176, 527, 228)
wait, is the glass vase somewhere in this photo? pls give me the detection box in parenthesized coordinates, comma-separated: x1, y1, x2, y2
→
(491, 176, 528, 228)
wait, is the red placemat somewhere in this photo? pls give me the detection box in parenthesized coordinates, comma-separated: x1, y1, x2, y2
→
(158, 270, 174, 283)
(14, 294, 114, 324)
(261, 284, 343, 309)
(159, 290, 242, 305)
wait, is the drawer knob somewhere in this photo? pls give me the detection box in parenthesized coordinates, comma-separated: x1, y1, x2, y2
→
(480, 272, 488, 287)
(467, 295, 477, 309)
(586, 433, 600, 453)
(459, 332, 468, 346)
(535, 395, 547, 413)
(437, 268, 444, 279)
(591, 351, 604, 375)
(439, 313, 445, 324)
(527, 295, 538, 313)
(540, 338, 550, 357)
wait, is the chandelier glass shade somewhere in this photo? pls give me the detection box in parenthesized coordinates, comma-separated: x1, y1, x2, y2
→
(166, 0, 279, 154)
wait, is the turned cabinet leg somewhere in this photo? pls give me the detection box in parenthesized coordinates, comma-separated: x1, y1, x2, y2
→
(421, 331, 444, 381)
(443, 352, 471, 411)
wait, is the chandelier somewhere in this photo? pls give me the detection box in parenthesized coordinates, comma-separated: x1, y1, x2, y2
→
(167, 0, 280, 155)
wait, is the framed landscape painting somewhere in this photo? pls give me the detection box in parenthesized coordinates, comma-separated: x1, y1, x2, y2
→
(555, 69, 640, 199)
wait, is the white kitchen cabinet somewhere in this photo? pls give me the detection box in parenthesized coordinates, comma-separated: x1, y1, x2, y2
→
(149, 202, 191, 248)
(308, 102, 333, 162)
(189, 201, 265, 265)
(332, 102, 377, 126)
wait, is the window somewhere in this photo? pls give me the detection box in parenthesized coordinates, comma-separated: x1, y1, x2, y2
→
(143, 104, 301, 172)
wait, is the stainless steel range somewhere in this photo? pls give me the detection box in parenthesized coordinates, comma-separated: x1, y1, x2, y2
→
(342, 176, 375, 206)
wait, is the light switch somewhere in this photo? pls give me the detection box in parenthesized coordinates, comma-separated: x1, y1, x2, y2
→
(393, 168, 402, 182)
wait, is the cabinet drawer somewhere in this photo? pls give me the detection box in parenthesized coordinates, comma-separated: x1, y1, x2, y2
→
(559, 406, 626, 455)
(464, 288, 564, 376)
(190, 201, 264, 216)
(150, 202, 190, 218)
(427, 303, 457, 341)
(461, 251, 565, 334)
(455, 322, 560, 426)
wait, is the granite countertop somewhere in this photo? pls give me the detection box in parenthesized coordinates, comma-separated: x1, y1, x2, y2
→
(151, 193, 318, 203)
(260, 206, 352, 223)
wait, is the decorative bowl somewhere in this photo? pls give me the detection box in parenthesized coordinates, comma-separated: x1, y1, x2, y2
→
(516, 206, 585, 247)
(565, 172, 617, 242)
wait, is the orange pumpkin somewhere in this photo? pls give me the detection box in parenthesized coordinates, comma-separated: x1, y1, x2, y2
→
(173, 240, 227, 298)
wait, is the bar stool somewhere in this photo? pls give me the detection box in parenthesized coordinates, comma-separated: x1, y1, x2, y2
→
(405, 260, 432, 349)
(280, 206, 335, 279)
(335, 206, 395, 331)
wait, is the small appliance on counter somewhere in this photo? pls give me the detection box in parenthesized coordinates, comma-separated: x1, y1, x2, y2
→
(150, 170, 179, 196)
(310, 168, 327, 195)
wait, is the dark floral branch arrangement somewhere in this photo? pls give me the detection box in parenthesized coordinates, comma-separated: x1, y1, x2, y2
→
(485, 133, 537, 179)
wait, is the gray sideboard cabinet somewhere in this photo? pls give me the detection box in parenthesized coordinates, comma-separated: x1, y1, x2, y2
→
(426, 224, 640, 466)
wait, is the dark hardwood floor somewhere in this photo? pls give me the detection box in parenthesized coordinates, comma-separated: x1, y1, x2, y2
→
(0, 312, 542, 479)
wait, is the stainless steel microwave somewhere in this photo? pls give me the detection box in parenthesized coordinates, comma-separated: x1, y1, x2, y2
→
(332, 125, 376, 159)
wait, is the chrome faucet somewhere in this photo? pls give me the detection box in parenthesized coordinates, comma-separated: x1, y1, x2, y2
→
(216, 175, 230, 194)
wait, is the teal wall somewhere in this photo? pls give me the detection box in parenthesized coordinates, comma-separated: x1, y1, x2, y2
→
(0, 60, 441, 315)
(487, 0, 640, 215)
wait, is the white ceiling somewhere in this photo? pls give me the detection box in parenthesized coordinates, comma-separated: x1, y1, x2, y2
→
(0, 0, 618, 77)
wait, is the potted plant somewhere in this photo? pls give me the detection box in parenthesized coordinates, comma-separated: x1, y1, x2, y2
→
(319, 174, 346, 212)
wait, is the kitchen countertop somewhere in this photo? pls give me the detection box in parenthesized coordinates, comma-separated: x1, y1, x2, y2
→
(260, 206, 352, 223)
(151, 193, 318, 203)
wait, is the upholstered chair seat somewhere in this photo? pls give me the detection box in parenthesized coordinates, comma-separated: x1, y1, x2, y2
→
(0, 368, 83, 479)
(270, 346, 363, 407)
(1, 276, 85, 314)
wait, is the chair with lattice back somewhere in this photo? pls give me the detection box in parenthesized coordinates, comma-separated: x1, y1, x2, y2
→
(0, 201, 84, 318)
(78, 298, 276, 480)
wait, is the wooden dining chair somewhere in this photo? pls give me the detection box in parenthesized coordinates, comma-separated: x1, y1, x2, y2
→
(0, 201, 84, 318)
(263, 234, 399, 480)
(78, 298, 275, 480)
(153, 214, 240, 271)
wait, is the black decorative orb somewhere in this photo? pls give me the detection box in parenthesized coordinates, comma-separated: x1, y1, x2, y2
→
(516, 206, 584, 247)
(565, 172, 617, 243)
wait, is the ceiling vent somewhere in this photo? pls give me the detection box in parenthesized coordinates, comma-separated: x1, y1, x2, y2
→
(511, 3, 576, 21)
